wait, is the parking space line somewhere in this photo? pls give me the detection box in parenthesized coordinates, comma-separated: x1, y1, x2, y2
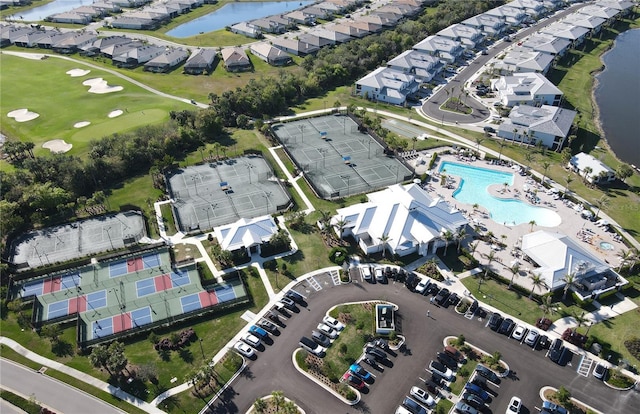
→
(308, 277, 322, 291)
(577, 354, 594, 377)
(329, 269, 341, 285)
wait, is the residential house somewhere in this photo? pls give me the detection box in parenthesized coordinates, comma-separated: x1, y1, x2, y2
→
(492, 72, 563, 107)
(508, 0, 548, 19)
(144, 48, 189, 72)
(577, 4, 620, 23)
(146, 4, 180, 18)
(413, 35, 463, 64)
(12, 30, 47, 48)
(521, 230, 627, 299)
(343, 20, 383, 35)
(81, 35, 131, 55)
(542, 0, 565, 12)
(184, 48, 217, 74)
(297, 33, 333, 49)
(113, 44, 165, 67)
(437, 23, 484, 50)
(284, 10, 315, 26)
(315, 1, 342, 14)
(485, 5, 527, 27)
(230, 22, 261, 38)
(271, 37, 319, 56)
(221, 46, 251, 72)
(267, 15, 291, 29)
(595, 0, 635, 15)
(301, 6, 333, 20)
(52, 31, 97, 54)
(518, 32, 571, 57)
(539, 21, 589, 46)
(378, 3, 421, 17)
(360, 12, 400, 27)
(214, 216, 279, 256)
(1, 25, 34, 47)
(248, 18, 286, 34)
(561, 12, 606, 35)
(164, 0, 192, 14)
(310, 27, 352, 45)
(250, 42, 292, 66)
(493, 47, 555, 74)
(328, 22, 369, 38)
(497, 104, 577, 150)
(568, 152, 616, 184)
(101, 41, 143, 58)
(331, 183, 468, 257)
(355, 66, 419, 106)
(72, 5, 109, 19)
(48, 12, 93, 25)
(462, 14, 507, 37)
(386, 49, 443, 83)
(35, 30, 72, 49)
(110, 16, 157, 30)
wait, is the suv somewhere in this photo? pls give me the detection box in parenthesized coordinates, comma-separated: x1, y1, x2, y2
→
(464, 383, 489, 402)
(476, 364, 500, 384)
(278, 297, 296, 310)
(375, 267, 387, 283)
(299, 336, 325, 357)
(311, 330, 331, 347)
(285, 290, 304, 303)
(455, 401, 478, 414)
(403, 397, 427, 414)
(593, 362, 608, 380)
(415, 278, 431, 295)
(506, 396, 522, 413)
(548, 339, 564, 363)
(428, 360, 453, 381)
(488, 312, 503, 331)
(258, 319, 278, 334)
(444, 345, 467, 363)
(365, 346, 387, 361)
(436, 352, 458, 370)
(541, 401, 568, 414)
(248, 325, 269, 339)
(498, 318, 515, 335)
(361, 266, 373, 282)
(434, 288, 450, 305)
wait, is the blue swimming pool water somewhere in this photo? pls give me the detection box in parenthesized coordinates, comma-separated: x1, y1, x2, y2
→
(439, 162, 561, 227)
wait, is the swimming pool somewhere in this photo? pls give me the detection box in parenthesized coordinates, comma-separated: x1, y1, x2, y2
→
(439, 162, 561, 227)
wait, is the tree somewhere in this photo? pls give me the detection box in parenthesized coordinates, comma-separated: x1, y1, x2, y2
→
(573, 311, 589, 332)
(497, 140, 507, 162)
(541, 161, 551, 184)
(483, 251, 496, 279)
(561, 273, 577, 300)
(593, 195, 610, 221)
(474, 137, 484, 153)
(378, 233, 391, 258)
(524, 152, 536, 171)
(540, 294, 555, 318)
(508, 263, 520, 289)
(412, 136, 418, 150)
(89, 344, 111, 374)
(615, 163, 633, 183)
(107, 341, 129, 376)
(253, 399, 267, 413)
(333, 216, 348, 239)
(41, 324, 62, 343)
(529, 272, 547, 299)
(270, 230, 291, 250)
(456, 227, 468, 252)
(556, 386, 572, 405)
(582, 166, 593, 184)
(271, 391, 285, 411)
(529, 220, 536, 232)
(564, 174, 574, 198)
(442, 230, 454, 256)
(318, 210, 332, 237)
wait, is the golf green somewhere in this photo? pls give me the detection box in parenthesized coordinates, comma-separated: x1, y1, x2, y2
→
(0, 52, 191, 157)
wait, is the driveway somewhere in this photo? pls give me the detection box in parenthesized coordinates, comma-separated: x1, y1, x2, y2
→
(203, 275, 639, 413)
(420, 2, 588, 125)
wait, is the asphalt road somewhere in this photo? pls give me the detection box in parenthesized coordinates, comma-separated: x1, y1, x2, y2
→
(0, 358, 125, 414)
(420, 2, 588, 125)
(203, 276, 639, 414)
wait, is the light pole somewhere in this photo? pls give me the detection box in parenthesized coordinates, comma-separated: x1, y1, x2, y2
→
(299, 125, 305, 143)
(202, 207, 211, 230)
(340, 175, 351, 197)
(105, 226, 114, 250)
(262, 191, 272, 215)
(191, 175, 198, 195)
(246, 163, 254, 184)
(199, 338, 205, 359)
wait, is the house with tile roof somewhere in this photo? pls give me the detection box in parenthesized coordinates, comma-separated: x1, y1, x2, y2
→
(230, 21, 261, 38)
(250, 42, 292, 66)
(144, 48, 189, 72)
(310, 27, 352, 45)
(355, 67, 419, 105)
(413, 35, 463, 63)
(271, 37, 319, 56)
(184, 48, 217, 75)
(497, 104, 577, 150)
(386, 50, 443, 83)
(113, 44, 165, 67)
(492, 72, 563, 107)
(327, 22, 369, 38)
(343, 20, 383, 35)
(221, 46, 251, 72)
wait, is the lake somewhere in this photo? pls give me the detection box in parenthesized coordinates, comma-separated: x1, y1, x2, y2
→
(594, 28, 640, 167)
(166, 1, 315, 38)
(17, 0, 87, 21)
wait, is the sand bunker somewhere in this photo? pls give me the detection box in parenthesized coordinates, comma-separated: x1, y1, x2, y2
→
(74, 121, 91, 128)
(7, 108, 40, 122)
(108, 109, 124, 118)
(82, 78, 123, 94)
(43, 139, 72, 153)
(66, 68, 90, 77)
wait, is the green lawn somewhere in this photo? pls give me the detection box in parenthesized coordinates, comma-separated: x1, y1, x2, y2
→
(160, 203, 178, 236)
(0, 53, 190, 158)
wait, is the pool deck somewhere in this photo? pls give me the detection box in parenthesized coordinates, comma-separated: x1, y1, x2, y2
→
(430, 153, 623, 293)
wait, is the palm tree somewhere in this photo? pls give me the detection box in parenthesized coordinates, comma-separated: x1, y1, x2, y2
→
(498, 140, 507, 162)
(442, 230, 454, 256)
(412, 136, 418, 150)
(253, 398, 268, 413)
(593, 195, 610, 221)
(528, 220, 536, 232)
(512, 128, 519, 145)
(378, 233, 391, 258)
(540, 294, 555, 318)
(573, 311, 589, 333)
(475, 137, 484, 153)
(508, 263, 520, 289)
(617, 249, 632, 272)
(541, 161, 551, 184)
(333, 216, 348, 239)
(582, 166, 593, 184)
(469, 241, 480, 259)
(483, 251, 496, 279)
(529, 272, 547, 299)
(524, 152, 536, 171)
(564, 174, 574, 198)
(271, 391, 285, 411)
(456, 227, 468, 252)
(561, 273, 577, 300)
(318, 210, 332, 237)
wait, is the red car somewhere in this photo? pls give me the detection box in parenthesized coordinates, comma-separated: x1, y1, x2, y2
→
(342, 372, 366, 390)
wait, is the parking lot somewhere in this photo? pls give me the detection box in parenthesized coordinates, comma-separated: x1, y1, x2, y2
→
(206, 266, 639, 414)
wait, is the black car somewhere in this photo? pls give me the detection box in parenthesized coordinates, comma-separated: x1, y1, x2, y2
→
(373, 338, 389, 350)
(396, 268, 407, 283)
(285, 290, 304, 303)
(475, 364, 500, 384)
(434, 288, 450, 305)
(462, 392, 486, 410)
(436, 352, 458, 370)
(258, 319, 279, 334)
(403, 397, 427, 414)
(405, 272, 419, 291)
(498, 318, 515, 335)
(483, 126, 496, 133)
(390, 267, 399, 280)
(488, 312, 503, 331)
(470, 375, 487, 389)
(279, 297, 297, 310)
(385, 266, 393, 278)
(538, 335, 551, 350)
(424, 379, 439, 394)
(364, 346, 387, 361)
(426, 283, 440, 295)
(265, 311, 281, 324)
(548, 338, 564, 363)
(469, 300, 479, 313)
(446, 293, 459, 307)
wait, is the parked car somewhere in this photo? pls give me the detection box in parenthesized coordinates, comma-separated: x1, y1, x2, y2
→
(278, 297, 296, 310)
(265, 311, 281, 324)
(470, 375, 487, 390)
(385, 266, 393, 278)
(455, 401, 479, 414)
(541, 401, 568, 414)
(444, 345, 467, 363)
(446, 292, 459, 307)
(248, 325, 269, 339)
(322, 315, 345, 331)
(311, 330, 331, 347)
(299, 336, 324, 356)
(365, 346, 387, 361)
(537, 335, 551, 350)
(410, 386, 435, 408)
(548, 339, 564, 363)
(396, 406, 413, 414)
(423, 379, 439, 394)
(316, 323, 338, 339)
(405, 272, 419, 291)
(241, 333, 261, 348)
(342, 372, 365, 390)
(258, 319, 278, 334)
(415, 278, 431, 295)
(375, 267, 387, 283)
(233, 341, 255, 358)
(476, 364, 500, 384)
(462, 392, 485, 410)
(511, 325, 527, 341)
(349, 363, 372, 381)
(524, 329, 539, 347)
(506, 396, 522, 413)
(593, 362, 608, 380)
(403, 397, 428, 414)
(361, 266, 373, 282)
(285, 290, 304, 303)
(536, 317, 552, 331)
(464, 383, 489, 402)
(434, 288, 450, 305)
(498, 318, 515, 335)
(396, 268, 407, 283)
(373, 337, 389, 350)
(488, 312, 503, 331)
(436, 352, 458, 370)
(429, 360, 453, 381)
(483, 126, 496, 133)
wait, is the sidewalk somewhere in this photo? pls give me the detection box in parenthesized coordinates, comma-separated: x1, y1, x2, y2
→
(0, 337, 165, 414)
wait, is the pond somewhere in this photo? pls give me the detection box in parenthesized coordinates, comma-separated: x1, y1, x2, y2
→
(166, 0, 315, 38)
(16, 0, 87, 22)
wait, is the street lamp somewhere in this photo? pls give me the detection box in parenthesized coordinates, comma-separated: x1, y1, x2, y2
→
(105, 226, 114, 250)
(202, 207, 211, 230)
(262, 191, 272, 215)
(191, 175, 198, 195)
(340, 175, 351, 197)
(299, 125, 305, 143)
(199, 338, 205, 359)
(245, 163, 255, 184)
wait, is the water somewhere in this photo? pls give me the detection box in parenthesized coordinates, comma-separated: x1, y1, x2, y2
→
(439, 162, 561, 227)
(166, 1, 315, 38)
(15, 0, 87, 21)
(594, 28, 640, 167)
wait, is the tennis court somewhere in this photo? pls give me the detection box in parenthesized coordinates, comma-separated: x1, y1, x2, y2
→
(9, 211, 147, 271)
(166, 155, 291, 232)
(272, 114, 413, 199)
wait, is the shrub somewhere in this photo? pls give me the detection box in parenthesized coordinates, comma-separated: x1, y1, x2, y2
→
(455, 334, 466, 346)
(329, 246, 349, 265)
(556, 386, 571, 405)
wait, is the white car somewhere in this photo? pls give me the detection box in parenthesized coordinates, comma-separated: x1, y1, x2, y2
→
(410, 386, 435, 407)
(511, 325, 526, 341)
(506, 396, 522, 413)
(323, 315, 345, 331)
(241, 333, 261, 348)
(233, 341, 255, 358)
(524, 329, 539, 347)
(415, 278, 430, 294)
(316, 323, 339, 339)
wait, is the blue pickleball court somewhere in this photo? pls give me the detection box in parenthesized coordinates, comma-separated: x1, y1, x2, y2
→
(141, 253, 161, 268)
(86, 290, 107, 310)
(130, 307, 152, 328)
(170, 270, 190, 288)
(93, 317, 114, 338)
(48, 300, 70, 319)
(136, 278, 156, 298)
(180, 294, 202, 313)
(109, 260, 128, 278)
(214, 284, 236, 303)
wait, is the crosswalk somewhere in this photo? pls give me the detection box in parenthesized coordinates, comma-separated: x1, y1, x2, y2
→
(329, 269, 341, 285)
(308, 276, 322, 291)
(577, 354, 594, 377)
